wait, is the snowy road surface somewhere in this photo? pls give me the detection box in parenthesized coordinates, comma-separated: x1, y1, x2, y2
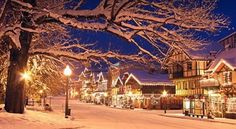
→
(51, 98, 236, 129)
(1, 97, 235, 129)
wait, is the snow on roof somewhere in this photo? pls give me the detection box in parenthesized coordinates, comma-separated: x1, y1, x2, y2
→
(95, 72, 108, 81)
(112, 76, 123, 86)
(125, 70, 174, 86)
(185, 49, 209, 60)
(208, 48, 236, 71)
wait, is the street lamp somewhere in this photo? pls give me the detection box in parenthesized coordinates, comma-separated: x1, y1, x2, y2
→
(64, 65, 72, 118)
(21, 71, 31, 107)
(162, 90, 168, 114)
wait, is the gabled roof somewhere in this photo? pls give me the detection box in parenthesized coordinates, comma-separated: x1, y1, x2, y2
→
(210, 59, 236, 73)
(186, 50, 209, 60)
(96, 72, 108, 81)
(125, 70, 174, 86)
(218, 32, 236, 44)
(164, 48, 209, 65)
(208, 48, 236, 72)
(112, 76, 123, 87)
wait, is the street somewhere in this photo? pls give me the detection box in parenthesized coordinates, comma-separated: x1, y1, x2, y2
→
(51, 98, 236, 129)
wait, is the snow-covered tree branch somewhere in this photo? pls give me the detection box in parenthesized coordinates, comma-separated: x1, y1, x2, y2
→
(5, 0, 227, 63)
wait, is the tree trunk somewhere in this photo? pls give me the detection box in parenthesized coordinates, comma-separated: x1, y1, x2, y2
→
(4, 0, 35, 113)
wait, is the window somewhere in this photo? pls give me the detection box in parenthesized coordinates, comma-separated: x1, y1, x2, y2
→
(223, 71, 232, 83)
(189, 81, 195, 89)
(183, 81, 188, 90)
(187, 62, 192, 70)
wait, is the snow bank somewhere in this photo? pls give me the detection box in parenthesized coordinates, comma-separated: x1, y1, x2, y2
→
(0, 105, 81, 129)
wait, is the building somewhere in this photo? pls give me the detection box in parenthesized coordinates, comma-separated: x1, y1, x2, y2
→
(166, 49, 209, 97)
(111, 76, 125, 108)
(78, 68, 97, 102)
(200, 32, 236, 118)
(165, 48, 210, 116)
(124, 70, 178, 109)
(95, 72, 108, 92)
(92, 72, 108, 104)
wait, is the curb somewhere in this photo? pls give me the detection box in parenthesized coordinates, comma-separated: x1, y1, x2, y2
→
(159, 114, 236, 125)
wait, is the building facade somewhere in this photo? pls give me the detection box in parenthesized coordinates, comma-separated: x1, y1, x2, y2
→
(166, 49, 210, 116)
(123, 70, 179, 109)
(200, 32, 236, 118)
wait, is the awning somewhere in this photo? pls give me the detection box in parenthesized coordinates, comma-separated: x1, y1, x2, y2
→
(200, 78, 220, 88)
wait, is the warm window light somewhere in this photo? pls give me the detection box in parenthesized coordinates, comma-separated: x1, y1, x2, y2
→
(74, 91, 78, 96)
(128, 91, 132, 96)
(64, 65, 72, 76)
(104, 92, 108, 97)
(39, 90, 43, 94)
(162, 90, 167, 96)
(208, 90, 213, 95)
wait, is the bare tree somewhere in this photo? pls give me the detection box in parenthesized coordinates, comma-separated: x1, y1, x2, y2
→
(0, 0, 228, 113)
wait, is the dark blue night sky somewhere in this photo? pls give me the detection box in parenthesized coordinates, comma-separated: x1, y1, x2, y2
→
(215, 0, 236, 39)
(72, 0, 236, 71)
(75, 0, 236, 49)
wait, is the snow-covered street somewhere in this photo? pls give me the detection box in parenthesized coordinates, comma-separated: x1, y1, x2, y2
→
(0, 97, 236, 129)
(53, 98, 236, 129)
(69, 103, 236, 129)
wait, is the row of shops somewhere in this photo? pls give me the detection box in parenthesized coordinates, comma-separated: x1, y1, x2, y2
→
(111, 94, 183, 110)
(183, 95, 236, 118)
(110, 70, 183, 110)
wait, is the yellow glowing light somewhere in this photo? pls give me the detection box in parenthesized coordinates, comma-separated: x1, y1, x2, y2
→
(64, 65, 72, 76)
(74, 91, 78, 96)
(21, 71, 31, 81)
(104, 93, 108, 97)
(39, 90, 43, 94)
(128, 91, 132, 96)
(162, 90, 167, 96)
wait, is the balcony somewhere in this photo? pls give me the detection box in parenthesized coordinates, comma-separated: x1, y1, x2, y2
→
(169, 72, 184, 79)
(222, 82, 233, 88)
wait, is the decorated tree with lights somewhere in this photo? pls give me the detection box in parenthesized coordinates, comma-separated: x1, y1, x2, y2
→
(0, 0, 228, 113)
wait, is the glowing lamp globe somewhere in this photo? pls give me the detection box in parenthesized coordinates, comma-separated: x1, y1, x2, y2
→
(21, 71, 31, 81)
(64, 65, 72, 77)
(162, 90, 167, 96)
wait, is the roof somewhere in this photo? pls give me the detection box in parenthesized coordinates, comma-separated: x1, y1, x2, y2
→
(165, 48, 210, 66)
(112, 76, 123, 87)
(125, 70, 174, 86)
(96, 72, 108, 81)
(208, 48, 236, 72)
(185, 50, 209, 60)
(218, 32, 236, 44)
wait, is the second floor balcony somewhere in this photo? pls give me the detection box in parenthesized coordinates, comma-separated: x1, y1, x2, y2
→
(169, 72, 184, 79)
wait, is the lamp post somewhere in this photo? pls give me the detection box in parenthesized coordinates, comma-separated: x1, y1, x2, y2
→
(21, 71, 31, 107)
(162, 90, 168, 114)
(64, 65, 72, 118)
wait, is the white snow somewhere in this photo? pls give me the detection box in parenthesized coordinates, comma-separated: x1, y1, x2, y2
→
(0, 105, 80, 129)
(1, 98, 236, 129)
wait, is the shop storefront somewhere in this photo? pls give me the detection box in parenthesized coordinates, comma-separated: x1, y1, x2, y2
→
(183, 98, 206, 118)
(207, 92, 225, 117)
(226, 97, 236, 119)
